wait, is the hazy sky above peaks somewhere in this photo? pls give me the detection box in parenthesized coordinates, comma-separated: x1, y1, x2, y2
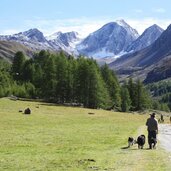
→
(1, 0, 171, 37)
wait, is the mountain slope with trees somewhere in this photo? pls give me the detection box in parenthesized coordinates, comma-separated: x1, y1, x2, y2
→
(0, 50, 153, 112)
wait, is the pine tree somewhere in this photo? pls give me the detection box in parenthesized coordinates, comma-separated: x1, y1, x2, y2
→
(0, 59, 12, 97)
(33, 63, 43, 97)
(23, 59, 35, 82)
(65, 56, 77, 102)
(75, 58, 110, 108)
(11, 51, 26, 81)
(152, 100, 160, 110)
(160, 103, 170, 112)
(42, 55, 57, 100)
(55, 52, 68, 103)
(121, 84, 131, 112)
(136, 79, 151, 110)
(127, 78, 151, 111)
(101, 64, 121, 109)
(0, 85, 5, 97)
(127, 78, 137, 110)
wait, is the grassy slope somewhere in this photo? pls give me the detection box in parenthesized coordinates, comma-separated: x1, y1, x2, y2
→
(0, 41, 33, 61)
(0, 98, 170, 171)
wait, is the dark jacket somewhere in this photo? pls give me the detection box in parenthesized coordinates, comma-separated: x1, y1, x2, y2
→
(146, 117, 158, 131)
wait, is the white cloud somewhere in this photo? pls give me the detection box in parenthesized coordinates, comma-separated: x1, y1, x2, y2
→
(1, 17, 171, 37)
(23, 17, 112, 38)
(40, 17, 171, 36)
(152, 8, 166, 13)
(0, 29, 22, 35)
(127, 18, 171, 34)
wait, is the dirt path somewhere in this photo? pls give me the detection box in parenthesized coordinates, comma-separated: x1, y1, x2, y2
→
(158, 124, 171, 152)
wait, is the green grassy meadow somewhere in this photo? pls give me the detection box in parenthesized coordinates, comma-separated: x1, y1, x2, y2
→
(0, 98, 171, 171)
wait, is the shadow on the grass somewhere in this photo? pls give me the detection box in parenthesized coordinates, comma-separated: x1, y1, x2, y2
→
(121, 146, 152, 150)
(121, 146, 130, 149)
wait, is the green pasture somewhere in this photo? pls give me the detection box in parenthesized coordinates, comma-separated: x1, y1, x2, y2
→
(0, 98, 170, 171)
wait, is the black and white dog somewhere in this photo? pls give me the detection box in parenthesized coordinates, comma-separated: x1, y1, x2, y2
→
(149, 137, 157, 149)
(128, 137, 136, 147)
(137, 135, 146, 149)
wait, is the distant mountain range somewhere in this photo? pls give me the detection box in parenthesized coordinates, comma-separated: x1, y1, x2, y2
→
(1, 19, 171, 83)
(109, 23, 171, 82)
(0, 19, 164, 60)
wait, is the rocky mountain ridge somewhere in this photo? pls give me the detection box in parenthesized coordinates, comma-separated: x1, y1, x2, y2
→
(0, 20, 163, 61)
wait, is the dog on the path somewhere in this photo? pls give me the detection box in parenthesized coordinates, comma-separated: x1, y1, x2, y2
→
(137, 135, 145, 149)
(149, 137, 157, 149)
(128, 137, 136, 147)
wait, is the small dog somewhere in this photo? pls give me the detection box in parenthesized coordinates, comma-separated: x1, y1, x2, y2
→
(149, 137, 157, 149)
(128, 137, 136, 147)
(137, 135, 146, 149)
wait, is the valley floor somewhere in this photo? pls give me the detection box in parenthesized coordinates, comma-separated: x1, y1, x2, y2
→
(0, 98, 171, 171)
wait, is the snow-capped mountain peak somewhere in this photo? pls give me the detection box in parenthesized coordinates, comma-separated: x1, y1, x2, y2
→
(21, 28, 47, 42)
(46, 31, 62, 41)
(126, 24, 164, 52)
(47, 31, 81, 55)
(0, 20, 165, 62)
(116, 19, 139, 38)
(47, 31, 79, 41)
(0, 28, 53, 51)
(116, 19, 129, 27)
(145, 24, 164, 33)
(77, 19, 139, 58)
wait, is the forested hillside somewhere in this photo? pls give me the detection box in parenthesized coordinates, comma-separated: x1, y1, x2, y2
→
(147, 80, 171, 111)
(0, 50, 163, 111)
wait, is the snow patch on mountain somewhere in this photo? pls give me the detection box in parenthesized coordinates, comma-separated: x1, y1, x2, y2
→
(46, 32, 62, 41)
(89, 48, 115, 58)
(47, 31, 81, 55)
(77, 19, 139, 58)
(116, 19, 139, 38)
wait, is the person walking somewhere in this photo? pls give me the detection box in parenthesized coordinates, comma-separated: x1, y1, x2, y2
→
(161, 114, 164, 123)
(146, 113, 158, 149)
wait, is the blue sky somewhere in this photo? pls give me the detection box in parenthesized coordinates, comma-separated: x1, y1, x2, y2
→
(1, 0, 171, 37)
